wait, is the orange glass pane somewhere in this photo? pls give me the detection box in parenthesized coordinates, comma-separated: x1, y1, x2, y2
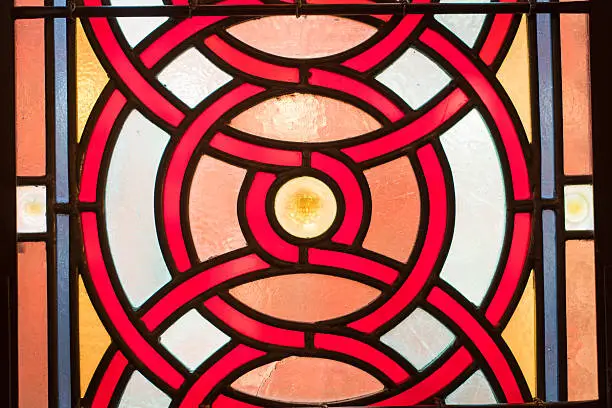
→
(566, 240, 598, 401)
(15, 19, 46, 176)
(561, 14, 592, 175)
(18, 242, 48, 408)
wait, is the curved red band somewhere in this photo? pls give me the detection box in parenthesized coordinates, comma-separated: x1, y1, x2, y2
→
(141, 254, 270, 331)
(179, 345, 266, 408)
(79, 90, 127, 203)
(81, 212, 184, 389)
(309, 69, 404, 122)
(349, 144, 447, 332)
(314, 333, 410, 384)
(246, 172, 300, 262)
(204, 35, 300, 83)
(421, 28, 531, 200)
(375, 348, 473, 406)
(311, 152, 363, 244)
(91, 351, 128, 408)
(427, 287, 524, 402)
(342, 88, 468, 163)
(210, 133, 302, 167)
(205, 296, 305, 348)
(163, 84, 265, 272)
(485, 212, 532, 325)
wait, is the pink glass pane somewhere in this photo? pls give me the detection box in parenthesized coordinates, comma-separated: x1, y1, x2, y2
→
(18, 242, 48, 408)
(561, 14, 592, 176)
(226, 16, 377, 59)
(566, 240, 598, 401)
(189, 156, 247, 261)
(232, 357, 383, 403)
(15, 19, 46, 176)
(229, 274, 380, 323)
(363, 157, 420, 262)
(229, 93, 380, 143)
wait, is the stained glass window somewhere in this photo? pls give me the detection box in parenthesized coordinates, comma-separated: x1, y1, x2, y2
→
(6, 0, 611, 407)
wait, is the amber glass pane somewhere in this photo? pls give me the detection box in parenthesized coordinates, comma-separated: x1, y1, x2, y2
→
(566, 240, 598, 401)
(561, 14, 592, 175)
(18, 242, 48, 408)
(15, 19, 45, 176)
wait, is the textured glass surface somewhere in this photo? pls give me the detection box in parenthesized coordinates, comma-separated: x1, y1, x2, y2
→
(15, 19, 45, 176)
(564, 184, 594, 231)
(18, 242, 47, 408)
(16, 185, 47, 233)
(105, 110, 172, 308)
(232, 357, 384, 403)
(118, 371, 171, 408)
(439, 110, 506, 306)
(561, 14, 592, 175)
(160, 310, 230, 372)
(566, 240, 598, 401)
(381, 308, 456, 370)
(230, 274, 380, 323)
(7, 2, 593, 405)
(227, 16, 377, 59)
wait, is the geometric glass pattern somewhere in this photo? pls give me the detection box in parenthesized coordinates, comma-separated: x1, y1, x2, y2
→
(9, 0, 606, 406)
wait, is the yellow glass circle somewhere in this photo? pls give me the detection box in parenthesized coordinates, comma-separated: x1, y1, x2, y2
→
(274, 176, 337, 239)
(565, 192, 589, 224)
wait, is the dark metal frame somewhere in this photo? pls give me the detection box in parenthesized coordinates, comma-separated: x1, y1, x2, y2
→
(3, 1, 612, 407)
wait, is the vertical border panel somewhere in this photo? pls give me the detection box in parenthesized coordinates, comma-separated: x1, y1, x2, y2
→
(543, 209, 559, 401)
(54, 15, 69, 204)
(590, 0, 612, 407)
(56, 214, 71, 408)
(536, 12, 555, 200)
(2, 1, 16, 407)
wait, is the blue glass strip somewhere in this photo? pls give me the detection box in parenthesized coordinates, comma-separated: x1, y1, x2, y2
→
(57, 214, 71, 408)
(54, 18, 69, 203)
(537, 12, 555, 199)
(542, 209, 558, 401)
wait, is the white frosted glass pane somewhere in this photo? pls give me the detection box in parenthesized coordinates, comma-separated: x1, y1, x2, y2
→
(105, 110, 171, 308)
(376, 47, 450, 110)
(17, 185, 46, 233)
(119, 371, 171, 408)
(112, 0, 167, 47)
(445, 370, 497, 404)
(564, 184, 594, 231)
(381, 308, 455, 370)
(157, 48, 232, 108)
(160, 310, 230, 372)
(440, 109, 506, 306)
(435, 0, 489, 47)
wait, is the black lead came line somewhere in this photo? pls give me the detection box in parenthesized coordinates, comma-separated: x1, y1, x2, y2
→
(12, 1, 590, 19)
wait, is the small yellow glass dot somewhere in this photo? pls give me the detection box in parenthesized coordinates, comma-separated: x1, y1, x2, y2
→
(565, 192, 589, 224)
(274, 176, 337, 239)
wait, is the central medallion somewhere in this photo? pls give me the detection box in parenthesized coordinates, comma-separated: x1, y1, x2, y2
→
(274, 176, 337, 239)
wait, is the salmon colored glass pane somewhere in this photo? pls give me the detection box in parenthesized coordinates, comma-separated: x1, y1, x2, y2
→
(15, 0, 43, 6)
(189, 156, 247, 262)
(363, 157, 420, 262)
(497, 17, 531, 142)
(229, 274, 380, 323)
(226, 16, 377, 59)
(566, 240, 598, 401)
(79, 276, 111, 396)
(502, 271, 536, 396)
(229, 93, 380, 143)
(561, 14, 592, 175)
(15, 19, 45, 176)
(232, 357, 383, 403)
(77, 20, 109, 142)
(18, 242, 48, 408)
